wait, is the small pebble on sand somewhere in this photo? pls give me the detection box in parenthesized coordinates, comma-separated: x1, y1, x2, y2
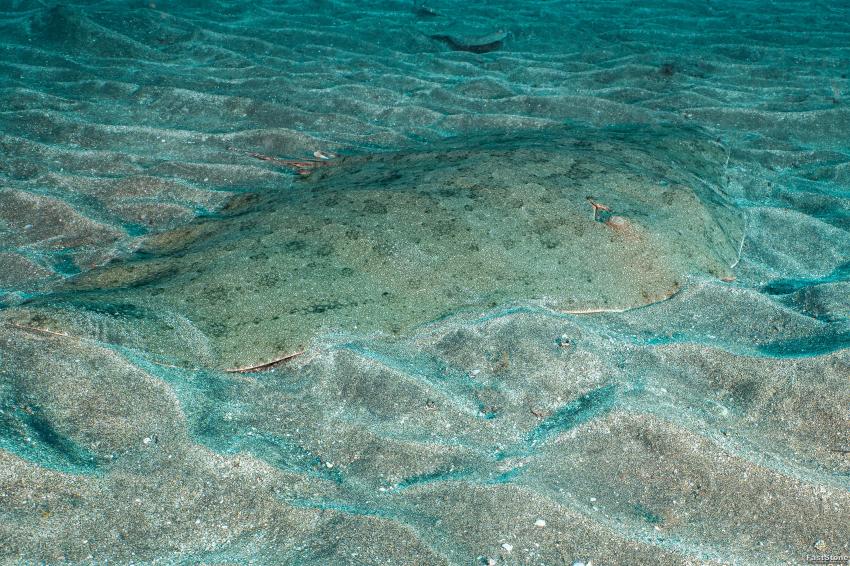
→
(534, 518, 546, 527)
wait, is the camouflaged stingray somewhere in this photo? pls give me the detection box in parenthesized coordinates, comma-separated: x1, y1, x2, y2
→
(5, 126, 744, 370)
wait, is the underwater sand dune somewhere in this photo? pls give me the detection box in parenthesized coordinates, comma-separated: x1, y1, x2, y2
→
(2, 297, 848, 564)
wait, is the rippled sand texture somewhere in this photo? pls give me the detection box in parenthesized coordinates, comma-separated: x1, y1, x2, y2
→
(1, 0, 849, 565)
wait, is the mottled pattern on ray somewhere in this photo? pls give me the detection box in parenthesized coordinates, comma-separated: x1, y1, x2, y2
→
(6, 127, 743, 370)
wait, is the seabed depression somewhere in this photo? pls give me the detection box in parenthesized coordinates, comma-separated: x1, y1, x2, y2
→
(0, 1, 849, 565)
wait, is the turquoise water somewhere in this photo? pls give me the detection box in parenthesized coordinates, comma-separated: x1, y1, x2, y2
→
(0, 1, 849, 564)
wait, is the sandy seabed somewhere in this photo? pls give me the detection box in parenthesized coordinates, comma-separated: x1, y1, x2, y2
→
(0, 1, 848, 564)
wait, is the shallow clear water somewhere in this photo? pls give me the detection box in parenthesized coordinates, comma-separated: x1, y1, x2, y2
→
(0, 1, 848, 564)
